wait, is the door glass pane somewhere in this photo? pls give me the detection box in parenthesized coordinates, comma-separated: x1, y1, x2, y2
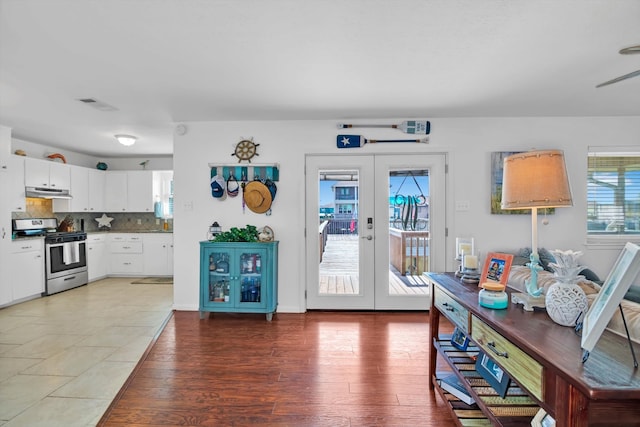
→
(388, 169, 431, 295)
(240, 252, 262, 303)
(318, 169, 360, 295)
(208, 251, 230, 304)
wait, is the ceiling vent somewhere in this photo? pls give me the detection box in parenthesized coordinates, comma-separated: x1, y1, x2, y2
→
(77, 98, 118, 112)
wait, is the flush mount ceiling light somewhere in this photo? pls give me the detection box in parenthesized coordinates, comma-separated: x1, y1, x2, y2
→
(115, 134, 137, 146)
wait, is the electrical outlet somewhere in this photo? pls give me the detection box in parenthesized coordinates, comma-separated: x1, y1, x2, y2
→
(137, 219, 142, 225)
(156, 219, 160, 225)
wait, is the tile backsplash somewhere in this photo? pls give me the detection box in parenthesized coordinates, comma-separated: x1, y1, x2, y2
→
(13, 198, 173, 232)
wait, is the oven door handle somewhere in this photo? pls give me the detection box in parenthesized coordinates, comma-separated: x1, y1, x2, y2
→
(46, 241, 86, 247)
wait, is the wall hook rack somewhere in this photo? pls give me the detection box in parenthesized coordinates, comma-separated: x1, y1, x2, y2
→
(208, 163, 280, 182)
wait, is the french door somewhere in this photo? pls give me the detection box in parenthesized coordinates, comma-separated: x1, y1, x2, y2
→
(305, 153, 446, 310)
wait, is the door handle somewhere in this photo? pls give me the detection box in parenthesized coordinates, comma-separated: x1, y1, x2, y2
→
(361, 235, 373, 240)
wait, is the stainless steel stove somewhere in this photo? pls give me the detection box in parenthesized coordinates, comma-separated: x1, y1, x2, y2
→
(12, 218, 88, 295)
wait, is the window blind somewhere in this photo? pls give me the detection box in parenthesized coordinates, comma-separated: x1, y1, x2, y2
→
(587, 152, 640, 235)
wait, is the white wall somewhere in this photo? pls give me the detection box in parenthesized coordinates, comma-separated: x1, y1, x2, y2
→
(173, 117, 640, 313)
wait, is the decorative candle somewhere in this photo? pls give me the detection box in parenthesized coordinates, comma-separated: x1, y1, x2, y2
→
(463, 255, 478, 269)
(459, 243, 472, 256)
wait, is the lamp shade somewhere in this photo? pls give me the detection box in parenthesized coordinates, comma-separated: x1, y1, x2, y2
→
(115, 134, 137, 146)
(501, 150, 572, 210)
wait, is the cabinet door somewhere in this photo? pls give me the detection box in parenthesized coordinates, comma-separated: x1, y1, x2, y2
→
(49, 162, 70, 189)
(127, 171, 153, 212)
(168, 238, 174, 275)
(143, 234, 171, 276)
(237, 247, 268, 309)
(24, 157, 50, 188)
(105, 171, 127, 212)
(87, 236, 107, 282)
(10, 241, 45, 300)
(8, 156, 25, 213)
(68, 166, 90, 211)
(88, 169, 105, 212)
(203, 248, 233, 308)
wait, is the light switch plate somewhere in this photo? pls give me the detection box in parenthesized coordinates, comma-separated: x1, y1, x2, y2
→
(455, 200, 470, 211)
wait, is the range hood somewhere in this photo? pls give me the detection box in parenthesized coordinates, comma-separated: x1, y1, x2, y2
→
(25, 186, 73, 199)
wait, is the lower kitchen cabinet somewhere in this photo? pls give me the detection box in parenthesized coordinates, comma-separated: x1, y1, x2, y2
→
(199, 241, 278, 321)
(87, 234, 107, 282)
(143, 234, 173, 276)
(10, 238, 44, 301)
(108, 234, 143, 275)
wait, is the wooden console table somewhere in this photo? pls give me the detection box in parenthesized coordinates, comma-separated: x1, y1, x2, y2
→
(427, 272, 640, 427)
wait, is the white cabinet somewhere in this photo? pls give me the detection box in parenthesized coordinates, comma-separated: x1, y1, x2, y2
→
(143, 234, 173, 276)
(88, 169, 105, 212)
(24, 157, 70, 189)
(10, 238, 44, 301)
(0, 126, 12, 306)
(54, 165, 88, 212)
(104, 171, 153, 212)
(108, 233, 143, 274)
(104, 171, 127, 212)
(54, 166, 105, 213)
(87, 234, 107, 282)
(127, 171, 153, 212)
(8, 155, 26, 212)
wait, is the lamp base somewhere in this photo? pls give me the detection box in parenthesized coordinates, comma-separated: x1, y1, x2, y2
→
(511, 292, 546, 312)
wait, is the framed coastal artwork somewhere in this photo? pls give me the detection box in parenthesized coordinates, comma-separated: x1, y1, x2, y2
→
(532, 408, 556, 427)
(490, 151, 555, 215)
(580, 242, 640, 361)
(475, 351, 510, 398)
(480, 252, 514, 286)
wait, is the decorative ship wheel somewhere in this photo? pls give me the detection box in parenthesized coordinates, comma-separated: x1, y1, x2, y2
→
(231, 138, 260, 163)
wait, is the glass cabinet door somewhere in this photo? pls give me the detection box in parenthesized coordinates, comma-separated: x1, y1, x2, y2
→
(239, 250, 263, 305)
(207, 250, 231, 305)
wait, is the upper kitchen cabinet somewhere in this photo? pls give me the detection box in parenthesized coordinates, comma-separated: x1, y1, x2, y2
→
(88, 169, 105, 211)
(24, 157, 70, 189)
(8, 155, 26, 213)
(127, 171, 153, 212)
(105, 170, 153, 212)
(54, 166, 105, 213)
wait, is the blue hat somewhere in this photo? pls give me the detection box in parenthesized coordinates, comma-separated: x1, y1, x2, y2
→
(211, 175, 226, 198)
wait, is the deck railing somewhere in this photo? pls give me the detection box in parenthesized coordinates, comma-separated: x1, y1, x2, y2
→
(389, 228, 430, 275)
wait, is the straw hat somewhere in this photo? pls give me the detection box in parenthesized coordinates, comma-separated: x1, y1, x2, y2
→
(243, 181, 272, 214)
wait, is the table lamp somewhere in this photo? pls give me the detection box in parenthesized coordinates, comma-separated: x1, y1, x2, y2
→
(501, 150, 572, 310)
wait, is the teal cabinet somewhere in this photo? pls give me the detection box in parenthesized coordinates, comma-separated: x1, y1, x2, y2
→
(199, 241, 278, 321)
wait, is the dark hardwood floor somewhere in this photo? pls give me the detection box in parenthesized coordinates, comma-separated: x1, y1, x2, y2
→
(99, 310, 456, 427)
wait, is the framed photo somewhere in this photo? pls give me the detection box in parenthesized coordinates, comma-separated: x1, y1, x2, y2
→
(531, 408, 556, 427)
(475, 351, 510, 398)
(480, 252, 514, 286)
(581, 242, 640, 356)
(490, 151, 555, 215)
(450, 327, 470, 351)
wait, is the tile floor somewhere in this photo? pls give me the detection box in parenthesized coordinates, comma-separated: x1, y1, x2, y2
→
(0, 277, 173, 427)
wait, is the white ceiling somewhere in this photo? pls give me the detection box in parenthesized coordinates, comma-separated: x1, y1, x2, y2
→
(1, 0, 639, 158)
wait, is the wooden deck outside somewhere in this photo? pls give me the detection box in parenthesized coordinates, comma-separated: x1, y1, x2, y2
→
(318, 234, 429, 296)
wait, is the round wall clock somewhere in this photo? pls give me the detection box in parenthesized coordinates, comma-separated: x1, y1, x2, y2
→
(232, 138, 260, 163)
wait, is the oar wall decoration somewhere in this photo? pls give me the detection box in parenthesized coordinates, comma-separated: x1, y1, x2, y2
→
(337, 134, 429, 149)
(337, 120, 431, 135)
